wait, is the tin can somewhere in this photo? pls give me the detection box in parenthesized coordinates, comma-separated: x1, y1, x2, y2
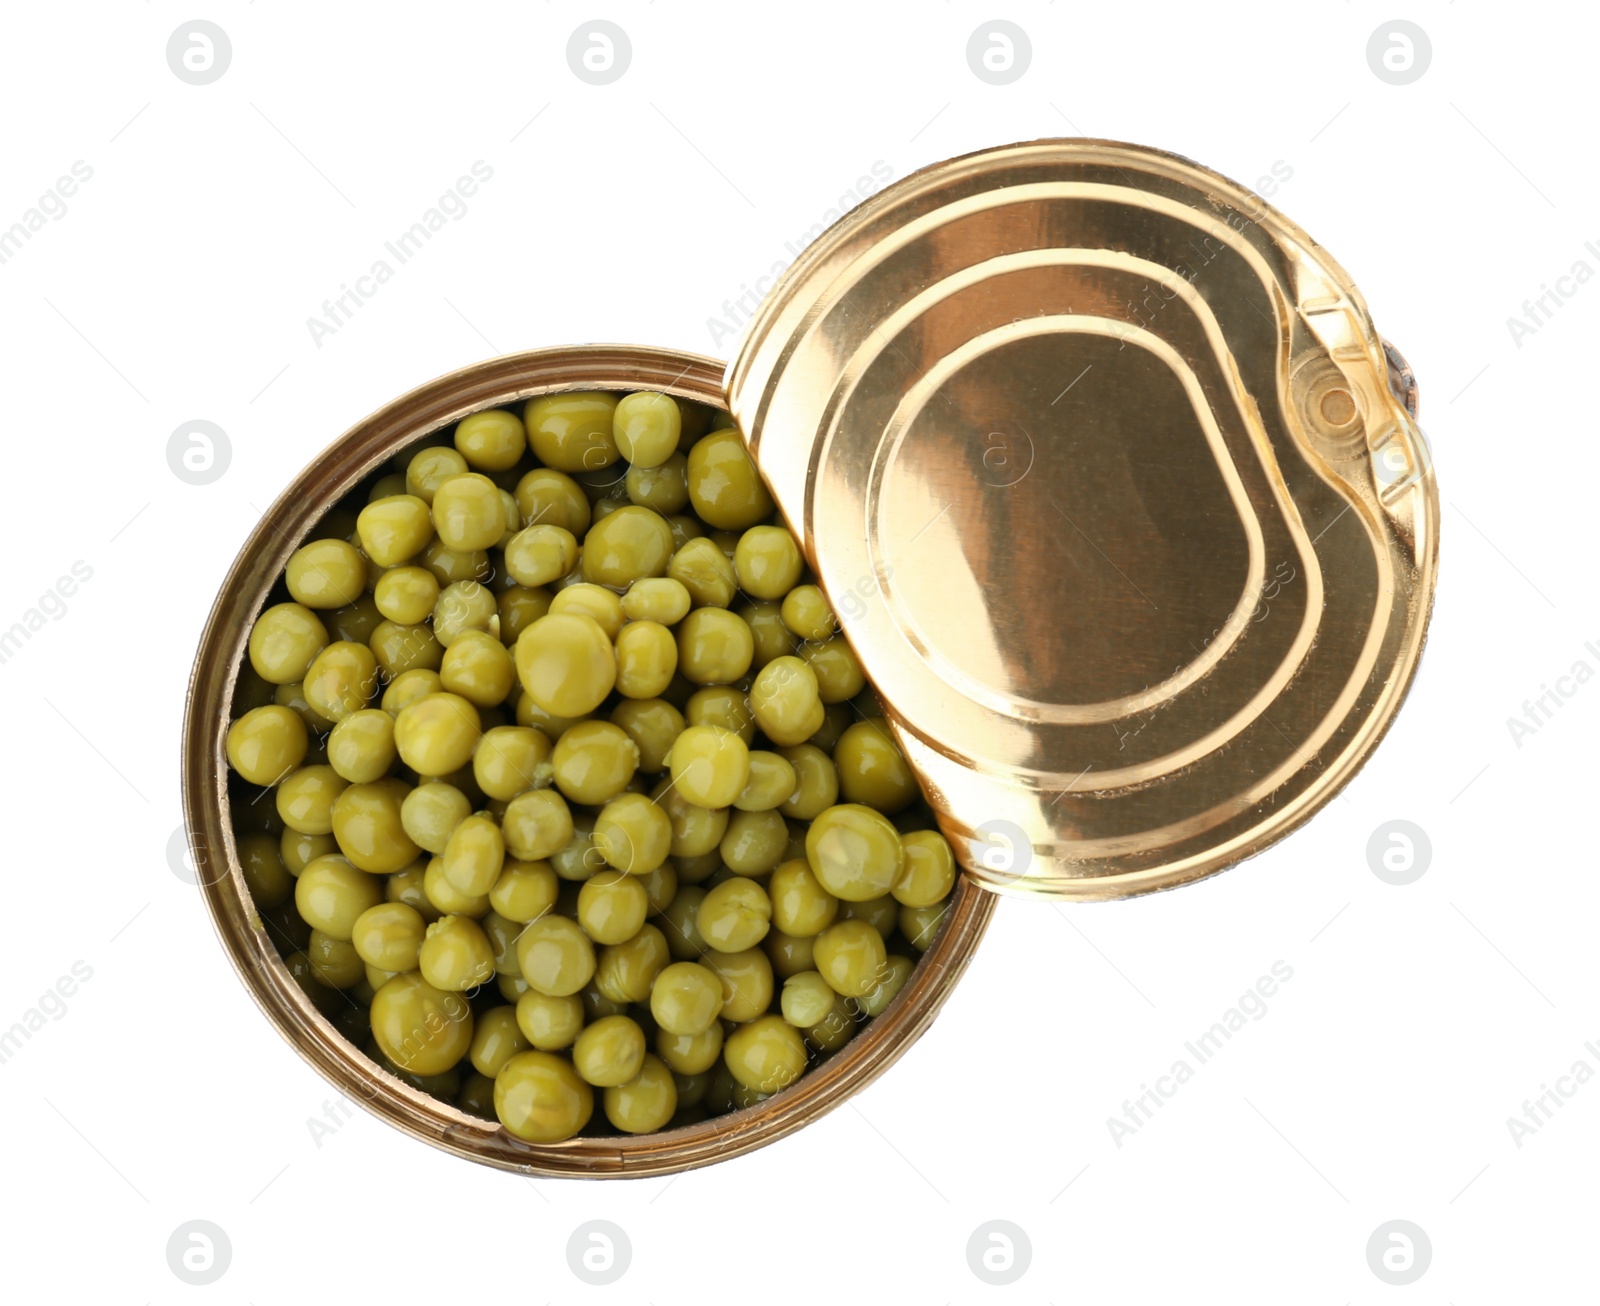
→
(182, 140, 1437, 1176)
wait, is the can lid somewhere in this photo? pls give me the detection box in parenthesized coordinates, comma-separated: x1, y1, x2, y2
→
(725, 139, 1438, 901)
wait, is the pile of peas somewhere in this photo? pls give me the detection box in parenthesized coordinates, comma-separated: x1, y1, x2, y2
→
(223, 391, 957, 1142)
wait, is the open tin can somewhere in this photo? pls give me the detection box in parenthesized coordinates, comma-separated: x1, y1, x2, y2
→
(182, 139, 1438, 1176)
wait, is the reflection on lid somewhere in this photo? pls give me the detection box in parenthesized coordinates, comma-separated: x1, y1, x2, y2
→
(728, 140, 1438, 900)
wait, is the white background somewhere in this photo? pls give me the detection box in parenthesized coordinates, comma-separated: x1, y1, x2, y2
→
(0, 2, 1592, 1301)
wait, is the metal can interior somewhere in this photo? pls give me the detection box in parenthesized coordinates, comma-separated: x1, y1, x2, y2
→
(180, 343, 998, 1178)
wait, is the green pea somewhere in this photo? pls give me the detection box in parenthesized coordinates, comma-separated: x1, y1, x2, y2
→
(613, 392, 682, 468)
(573, 1014, 646, 1087)
(418, 914, 496, 990)
(370, 972, 473, 1075)
(495, 1049, 592, 1142)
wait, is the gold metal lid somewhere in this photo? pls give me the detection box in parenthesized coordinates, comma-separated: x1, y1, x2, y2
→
(726, 138, 1438, 901)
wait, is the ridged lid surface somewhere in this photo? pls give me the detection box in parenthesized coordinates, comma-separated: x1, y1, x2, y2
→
(726, 138, 1438, 899)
